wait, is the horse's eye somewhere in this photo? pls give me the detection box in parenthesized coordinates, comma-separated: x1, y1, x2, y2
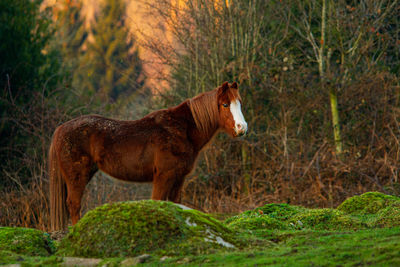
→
(222, 103, 229, 108)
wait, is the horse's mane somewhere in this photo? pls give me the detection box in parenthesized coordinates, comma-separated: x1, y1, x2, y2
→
(188, 88, 219, 136)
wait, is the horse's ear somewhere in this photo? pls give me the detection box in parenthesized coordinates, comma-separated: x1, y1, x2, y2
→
(231, 82, 238, 89)
(220, 81, 229, 93)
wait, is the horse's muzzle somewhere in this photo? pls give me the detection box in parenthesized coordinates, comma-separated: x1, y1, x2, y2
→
(237, 130, 247, 137)
(234, 123, 247, 137)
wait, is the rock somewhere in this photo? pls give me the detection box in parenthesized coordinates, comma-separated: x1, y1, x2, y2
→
(177, 257, 191, 264)
(62, 257, 101, 267)
(160, 256, 170, 261)
(120, 258, 139, 266)
(121, 254, 151, 266)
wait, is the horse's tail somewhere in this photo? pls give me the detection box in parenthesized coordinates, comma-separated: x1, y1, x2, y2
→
(49, 132, 68, 231)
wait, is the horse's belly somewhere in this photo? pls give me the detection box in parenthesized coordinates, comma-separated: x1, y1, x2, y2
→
(93, 136, 155, 182)
(100, 165, 154, 183)
(96, 151, 154, 183)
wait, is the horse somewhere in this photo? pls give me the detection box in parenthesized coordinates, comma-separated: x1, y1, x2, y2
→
(49, 81, 247, 230)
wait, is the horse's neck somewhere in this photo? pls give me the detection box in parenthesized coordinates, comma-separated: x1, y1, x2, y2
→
(171, 101, 218, 153)
(183, 101, 219, 152)
(193, 128, 219, 153)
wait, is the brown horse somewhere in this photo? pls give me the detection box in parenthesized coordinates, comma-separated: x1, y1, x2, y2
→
(49, 81, 247, 230)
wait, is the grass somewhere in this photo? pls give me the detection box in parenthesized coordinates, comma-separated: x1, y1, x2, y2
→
(141, 227, 400, 266)
(2, 192, 400, 266)
(3, 228, 400, 266)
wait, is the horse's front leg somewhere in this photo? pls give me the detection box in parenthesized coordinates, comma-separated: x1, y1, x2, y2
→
(151, 169, 175, 201)
(167, 178, 185, 203)
(151, 169, 186, 203)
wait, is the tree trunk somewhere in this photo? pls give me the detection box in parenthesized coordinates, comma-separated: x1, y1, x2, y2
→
(329, 86, 343, 155)
(319, 0, 343, 156)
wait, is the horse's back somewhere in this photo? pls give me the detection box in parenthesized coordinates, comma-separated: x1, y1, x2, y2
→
(54, 114, 156, 153)
(53, 115, 110, 152)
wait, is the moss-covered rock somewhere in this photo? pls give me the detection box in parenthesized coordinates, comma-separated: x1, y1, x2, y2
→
(370, 202, 400, 228)
(226, 203, 364, 231)
(257, 203, 306, 219)
(226, 214, 287, 230)
(58, 200, 243, 258)
(289, 208, 365, 230)
(337, 192, 400, 215)
(225, 203, 305, 231)
(0, 227, 54, 256)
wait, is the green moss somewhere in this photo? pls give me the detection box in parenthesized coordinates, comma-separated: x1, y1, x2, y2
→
(4, 228, 400, 267)
(226, 203, 305, 225)
(58, 200, 244, 258)
(0, 227, 54, 256)
(338, 192, 400, 215)
(4, 192, 400, 266)
(226, 204, 365, 231)
(289, 208, 365, 230)
(227, 215, 287, 231)
(257, 203, 307, 220)
(370, 202, 400, 228)
(0, 250, 62, 266)
(225, 203, 305, 231)
(144, 228, 400, 266)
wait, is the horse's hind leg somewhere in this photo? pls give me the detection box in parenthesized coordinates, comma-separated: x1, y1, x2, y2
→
(63, 155, 96, 225)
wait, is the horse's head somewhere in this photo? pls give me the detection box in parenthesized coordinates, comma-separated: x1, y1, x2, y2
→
(217, 81, 248, 137)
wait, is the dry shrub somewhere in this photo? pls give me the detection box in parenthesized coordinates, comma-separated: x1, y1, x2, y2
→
(0, 179, 49, 231)
(0, 89, 71, 230)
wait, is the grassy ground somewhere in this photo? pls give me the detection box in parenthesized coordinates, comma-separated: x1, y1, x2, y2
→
(1, 192, 400, 266)
(2, 227, 400, 266)
(163, 228, 400, 266)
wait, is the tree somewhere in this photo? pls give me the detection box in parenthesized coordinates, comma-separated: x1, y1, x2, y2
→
(0, 0, 59, 100)
(55, 0, 88, 87)
(77, 0, 145, 104)
(291, 0, 400, 156)
(0, 0, 60, 185)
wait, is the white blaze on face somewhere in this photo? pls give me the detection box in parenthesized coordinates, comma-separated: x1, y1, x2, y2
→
(230, 99, 248, 135)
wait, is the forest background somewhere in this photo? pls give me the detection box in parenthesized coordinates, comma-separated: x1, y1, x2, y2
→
(0, 0, 399, 231)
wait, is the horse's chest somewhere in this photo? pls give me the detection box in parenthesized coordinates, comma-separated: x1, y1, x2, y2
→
(155, 131, 193, 158)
